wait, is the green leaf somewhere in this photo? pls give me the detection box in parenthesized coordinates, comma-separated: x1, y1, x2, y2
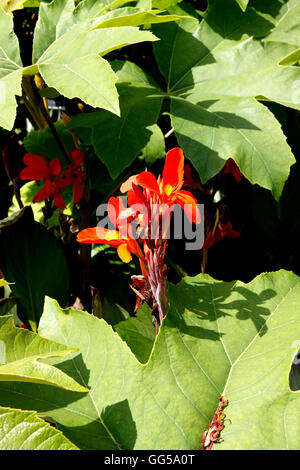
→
(0, 6, 23, 130)
(171, 95, 293, 200)
(263, 2, 300, 65)
(0, 315, 87, 391)
(0, 270, 298, 450)
(235, 0, 249, 12)
(115, 304, 156, 364)
(102, 297, 130, 326)
(152, 1, 298, 199)
(8, 182, 45, 223)
(0, 0, 28, 12)
(265, 2, 300, 48)
(0, 407, 78, 449)
(140, 123, 165, 164)
(32, 0, 76, 63)
(0, 208, 70, 331)
(24, 121, 75, 162)
(91, 7, 185, 29)
(30, 0, 158, 115)
(0, 298, 16, 316)
(69, 61, 163, 178)
(152, 0, 183, 8)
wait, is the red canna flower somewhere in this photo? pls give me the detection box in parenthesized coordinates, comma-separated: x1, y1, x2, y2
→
(183, 163, 203, 191)
(121, 148, 200, 225)
(19, 153, 66, 210)
(77, 147, 201, 332)
(20, 153, 62, 181)
(221, 158, 243, 183)
(77, 196, 144, 265)
(56, 149, 86, 204)
(203, 220, 240, 249)
(33, 178, 66, 210)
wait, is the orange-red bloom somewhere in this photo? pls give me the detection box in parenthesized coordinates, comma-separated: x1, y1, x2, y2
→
(33, 178, 66, 210)
(56, 149, 86, 203)
(221, 158, 243, 183)
(20, 153, 62, 181)
(203, 221, 240, 249)
(121, 147, 201, 225)
(77, 196, 144, 264)
(19, 150, 86, 210)
(77, 147, 201, 330)
(19, 153, 66, 209)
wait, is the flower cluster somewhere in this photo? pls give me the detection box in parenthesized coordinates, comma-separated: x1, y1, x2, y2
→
(203, 220, 240, 249)
(19, 149, 86, 210)
(221, 157, 243, 183)
(77, 147, 201, 331)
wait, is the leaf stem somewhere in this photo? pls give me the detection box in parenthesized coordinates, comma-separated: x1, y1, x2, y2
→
(21, 76, 72, 164)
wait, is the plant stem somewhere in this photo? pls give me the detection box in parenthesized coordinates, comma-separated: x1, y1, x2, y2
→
(22, 76, 71, 164)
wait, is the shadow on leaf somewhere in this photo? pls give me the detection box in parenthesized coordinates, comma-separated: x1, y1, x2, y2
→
(58, 399, 137, 450)
(168, 279, 276, 338)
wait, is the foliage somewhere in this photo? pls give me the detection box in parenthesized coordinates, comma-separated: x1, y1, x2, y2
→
(0, 0, 300, 451)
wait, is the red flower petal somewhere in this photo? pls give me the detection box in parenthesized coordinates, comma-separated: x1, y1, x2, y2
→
(71, 149, 85, 167)
(222, 221, 241, 238)
(107, 196, 126, 227)
(163, 147, 184, 192)
(49, 158, 62, 176)
(127, 184, 147, 207)
(53, 191, 66, 210)
(20, 154, 49, 180)
(136, 171, 159, 193)
(223, 158, 243, 183)
(33, 187, 50, 203)
(120, 174, 138, 193)
(77, 227, 122, 246)
(73, 179, 84, 204)
(175, 190, 201, 224)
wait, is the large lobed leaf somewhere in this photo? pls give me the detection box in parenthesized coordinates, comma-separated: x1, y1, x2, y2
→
(0, 315, 87, 392)
(152, 0, 300, 199)
(32, 0, 159, 116)
(0, 0, 177, 129)
(0, 6, 22, 130)
(68, 60, 164, 178)
(0, 406, 78, 449)
(0, 270, 298, 450)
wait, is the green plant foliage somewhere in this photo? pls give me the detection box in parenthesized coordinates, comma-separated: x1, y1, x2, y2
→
(68, 61, 164, 177)
(152, 0, 300, 199)
(264, 1, 300, 65)
(0, 208, 70, 331)
(0, 315, 87, 391)
(1, 0, 300, 452)
(0, 7, 23, 130)
(235, 0, 249, 11)
(140, 123, 165, 164)
(0, 270, 298, 450)
(0, 0, 180, 130)
(23, 121, 75, 162)
(115, 303, 155, 363)
(0, 407, 78, 449)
